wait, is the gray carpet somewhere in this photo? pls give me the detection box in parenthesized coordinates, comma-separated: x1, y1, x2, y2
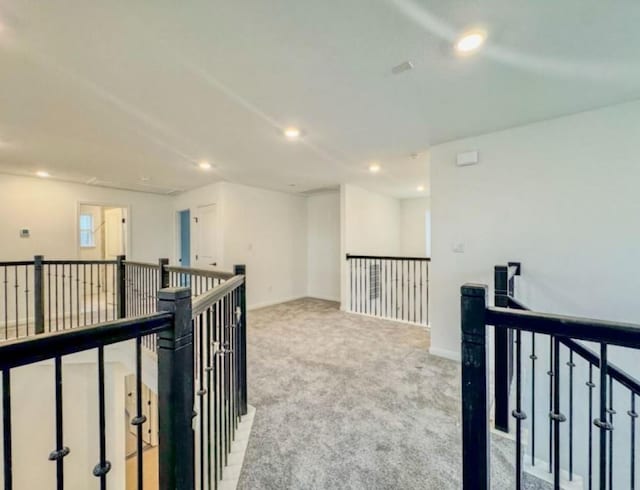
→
(237, 298, 513, 490)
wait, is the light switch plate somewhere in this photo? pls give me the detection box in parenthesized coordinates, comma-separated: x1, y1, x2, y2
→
(19, 229, 30, 238)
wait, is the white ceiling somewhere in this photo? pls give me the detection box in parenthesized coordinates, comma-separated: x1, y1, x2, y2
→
(1, 0, 639, 198)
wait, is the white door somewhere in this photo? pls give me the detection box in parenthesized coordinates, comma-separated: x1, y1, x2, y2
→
(104, 208, 125, 259)
(194, 204, 217, 269)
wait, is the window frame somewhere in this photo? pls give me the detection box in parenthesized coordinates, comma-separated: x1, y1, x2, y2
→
(79, 213, 96, 248)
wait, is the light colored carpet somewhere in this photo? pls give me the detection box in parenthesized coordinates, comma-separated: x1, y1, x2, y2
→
(237, 298, 515, 489)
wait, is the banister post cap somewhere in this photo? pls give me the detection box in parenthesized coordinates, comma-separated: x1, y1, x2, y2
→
(461, 284, 488, 297)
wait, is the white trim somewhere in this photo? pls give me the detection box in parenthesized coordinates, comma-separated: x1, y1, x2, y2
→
(429, 346, 461, 362)
(306, 295, 340, 303)
(344, 309, 430, 329)
(247, 296, 306, 311)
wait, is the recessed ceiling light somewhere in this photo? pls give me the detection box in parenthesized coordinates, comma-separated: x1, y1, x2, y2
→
(284, 127, 301, 140)
(417, 185, 425, 192)
(140, 176, 151, 182)
(198, 161, 212, 170)
(455, 31, 486, 54)
(369, 163, 381, 173)
(36, 171, 50, 178)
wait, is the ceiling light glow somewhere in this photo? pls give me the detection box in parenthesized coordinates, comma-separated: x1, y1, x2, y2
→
(417, 185, 425, 192)
(369, 163, 381, 173)
(284, 127, 301, 140)
(455, 31, 486, 54)
(36, 171, 50, 178)
(198, 161, 212, 170)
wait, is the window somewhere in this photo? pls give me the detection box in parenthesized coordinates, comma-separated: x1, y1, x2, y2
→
(79, 214, 95, 247)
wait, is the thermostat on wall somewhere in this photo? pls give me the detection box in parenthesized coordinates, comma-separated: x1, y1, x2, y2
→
(456, 150, 479, 167)
(20, 229, 30, 238)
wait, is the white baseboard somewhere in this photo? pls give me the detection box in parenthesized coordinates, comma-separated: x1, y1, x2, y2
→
(429, 346, 461, 362)
(247, 296, 306, 311)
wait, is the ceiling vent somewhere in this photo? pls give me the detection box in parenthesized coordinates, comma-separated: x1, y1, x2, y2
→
(392, 61, 414, 75)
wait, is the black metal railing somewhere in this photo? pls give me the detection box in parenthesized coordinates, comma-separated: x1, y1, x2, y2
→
(166, 265, 233, 297)
(1, 257, 121, 340)
(0, 306, 176, 489)
(191, 265, 248, 489)
(461, 264, 640, 490)
(0, 265, 248, 489)
(0, 256, 228, 346)
(345, 254, 430, 326)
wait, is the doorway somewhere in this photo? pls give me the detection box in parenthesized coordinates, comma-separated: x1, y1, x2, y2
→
(194, 204, 217, 269)
(178, 209, 191, 267)
(78, 204, 128, 260)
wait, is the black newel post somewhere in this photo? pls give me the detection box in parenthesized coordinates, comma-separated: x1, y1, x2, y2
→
(159, 258, 170, 289)
(461, 284, 490, 490)
(157, 287, 194, 490)
(116, 255, 127, 319)
(34, 255, 45, 334)
(494, 265, 511, 433)
(234, 264, 248, 416)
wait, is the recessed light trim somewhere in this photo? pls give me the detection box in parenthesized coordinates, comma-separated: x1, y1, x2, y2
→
(36, 171, 50, 178)
(284, 127, 302, 140)
(417, 185, 425, 192)
(369, 163, 381, 174)
(455, 31, 486, 54)
(198, 161, 212, 170)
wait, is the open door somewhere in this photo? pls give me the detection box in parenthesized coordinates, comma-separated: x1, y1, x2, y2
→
(194, 204, 218, 269)
(104, 207, 126, 259)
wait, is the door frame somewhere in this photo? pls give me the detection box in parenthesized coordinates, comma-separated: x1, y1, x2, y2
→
(76, 201, 131, 259)
(176, 209, 191, 267)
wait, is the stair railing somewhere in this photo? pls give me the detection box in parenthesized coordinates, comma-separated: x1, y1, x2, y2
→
(345, 254, 430, 326)
(462, 265, 640, 490)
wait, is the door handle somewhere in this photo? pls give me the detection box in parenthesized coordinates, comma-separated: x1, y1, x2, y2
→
(210, 262, 217, 266)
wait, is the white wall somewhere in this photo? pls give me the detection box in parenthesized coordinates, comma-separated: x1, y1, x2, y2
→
(0, 174, 173, 262)
(307, 191, 340, 302)
(400, 197, 431, 258)
(174, 181, 308, 309)
(340, 184, 402, 308)
(429, 99, 640, 361)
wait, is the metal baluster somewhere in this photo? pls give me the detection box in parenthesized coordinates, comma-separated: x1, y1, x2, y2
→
(48, 356, 69, 490)
(512, 329, 526, 489)
(547, 337, 553, 473)
(83, 264, 87, 326)
(419, 260, 423, 325)
(3, 267, 7, 339)
(630, 393, 637, 490)
(13, 266, 18, 338)
(595, 344, 611, 490)
(413, 261, 417, 323)
(567, 350, 575, 480)
(349, 259, 353, 312)
(48, 265, 52, 332)
(90, 265, 94, 325)
(530, 332, 537, 466)
(62, 264, 66, 330)
(205, 307, 214, 490)
(24, 266, 29, 335)
(214, 302, 221, 480)
(76, 264, 80, 327)
(551, 337, 565, 489)
(608, 377, 615, 490)
(3, 370, 12, 490)
(131, 337, 146, 490)
(93, 346, 111, 488)
(587, 364, 595, 490)
(198, 313, 206, 490)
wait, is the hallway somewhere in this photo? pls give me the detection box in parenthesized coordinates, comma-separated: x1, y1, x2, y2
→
(237, 299, 463, 489)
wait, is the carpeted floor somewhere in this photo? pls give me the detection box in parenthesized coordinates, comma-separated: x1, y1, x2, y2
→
(237, 298, 512, 490)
